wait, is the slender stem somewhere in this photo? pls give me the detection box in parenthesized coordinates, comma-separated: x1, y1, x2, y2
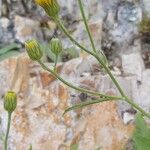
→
(77, 0, 97, 53)
(53, 16, 150, 119)
(54, 55, 58, 73)
(55, 17, 125, 97)
(55, 18, 95, 56)
(76, 0, 125, 97)
(38, 60, 123, 100)
(64, 98, 120, 115)
(125, 98, 150, 119)
(96, 56, 126, 97)
(4, 112, 12, 150)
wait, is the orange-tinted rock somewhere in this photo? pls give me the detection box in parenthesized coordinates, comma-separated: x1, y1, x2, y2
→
(0, 54, 135, 150)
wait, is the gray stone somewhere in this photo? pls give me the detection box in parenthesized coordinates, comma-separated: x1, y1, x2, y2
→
(0, 18, 14, 43)
(132, 69, 150, 112)
(121, 52, 145, 81)
(117, 2, 142, 23)
(14, 15, 43, 43)
(143, 0, 150, 17)
(123, 112, 135, 124)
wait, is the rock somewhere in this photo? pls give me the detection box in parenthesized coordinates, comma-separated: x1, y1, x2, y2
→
(121, 52, 145, 81)
(61, 57, 91, 80)
(123, 112, 135, 125)
(89, 18, 103, 50)
(117, 2, 142, 23)
(132, 69, 150, 112)
(14, 15, 43, 43)
(143, 0, 150, 17)
(73, 101, 134, 150)
(0, 54, 135, 150)
(0, 17, 14, 43)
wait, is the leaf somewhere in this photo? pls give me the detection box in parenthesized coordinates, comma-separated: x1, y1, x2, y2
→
(0, 51, 20, 61)
(132, 113, 150, 150)
(0, 43, 19, 55)
(133, 135, 150, 150)
(63, 98, 111, 115)
(70, 144, 78, 150)
(135, 113, 150, 137)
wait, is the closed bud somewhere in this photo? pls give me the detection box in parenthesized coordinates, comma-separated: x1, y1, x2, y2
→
(50, 38, 62, 55)
(35, 0, 60, 18)
(4, 91, 17, 113)
(25, 39, 43, 61)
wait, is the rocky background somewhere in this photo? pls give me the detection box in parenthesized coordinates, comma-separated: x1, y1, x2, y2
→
(0, 0, 150, 150)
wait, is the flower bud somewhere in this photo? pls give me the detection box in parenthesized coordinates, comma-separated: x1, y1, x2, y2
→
(35, 0, 60, 18)
(4, 91, 17, 113)
(25, 39, 43, 61)
(50, 38, 62, 55)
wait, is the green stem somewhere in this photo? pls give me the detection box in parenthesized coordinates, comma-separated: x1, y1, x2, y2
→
(38, 60, 123, 100)
(125, 98, 150, 119)
(55, 17, 95, 56)
(77, 0, 97, 53)
(55, 17, 125, 97)
(54, 55, 58, 73)
(4, 112, 12, 150)
(64, 98, 120, 115)
(77, 0, 125, 97)
(96, 56, 126, 97)
(53, 16, 150, 119)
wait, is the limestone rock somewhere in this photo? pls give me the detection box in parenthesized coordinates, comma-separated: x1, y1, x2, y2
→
(132, 69, 150, 112)
(143, 0, 150, 17)
(0, 17, 14, 43)
(14, 16, 43, 43)
(121, 52, 145, 81)
(0, 54, 134, 150)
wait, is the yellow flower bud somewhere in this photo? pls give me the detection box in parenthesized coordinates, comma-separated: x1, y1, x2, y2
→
(35, 0, 60, 18)
(50, 38, 62, 55)
(4, 91, 17, 113)
(25, 39, 43, 61)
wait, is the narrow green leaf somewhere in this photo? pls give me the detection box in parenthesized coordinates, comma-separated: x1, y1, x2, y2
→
(0, 51, 20, 61)
(135, 113, 150, 137)
(132, 113, 150, 150)
(63, 98, 114, 115)
(133, 135, 150, 150)
(0, 43, 19, 55)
